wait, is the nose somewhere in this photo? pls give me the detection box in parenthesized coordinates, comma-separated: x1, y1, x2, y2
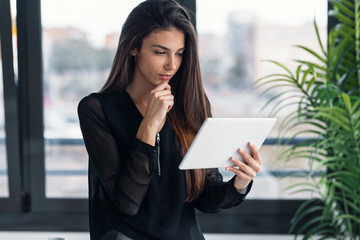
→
(164, 55, 177, 70)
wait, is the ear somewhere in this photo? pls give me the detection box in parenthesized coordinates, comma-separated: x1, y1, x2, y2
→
(130, 49, 137, 56)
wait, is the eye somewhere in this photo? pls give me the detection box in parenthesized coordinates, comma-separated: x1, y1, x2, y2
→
(155, 51, 166, 55)
(176, 52, 183, 56)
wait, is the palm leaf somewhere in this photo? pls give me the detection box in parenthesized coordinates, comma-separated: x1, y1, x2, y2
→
(295, 45, 326, 63)
(295, 60, 327, 72)
(314, 19, 326, 56)
(331, 0, 355, 18)
(262, 59, 294, 77)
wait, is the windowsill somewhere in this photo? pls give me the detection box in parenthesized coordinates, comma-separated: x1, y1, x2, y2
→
(0, 232, 296, 240)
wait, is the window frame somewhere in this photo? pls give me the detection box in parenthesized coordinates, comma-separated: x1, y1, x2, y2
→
(0, 0, 334, 233)
(0, 0, 22, 212)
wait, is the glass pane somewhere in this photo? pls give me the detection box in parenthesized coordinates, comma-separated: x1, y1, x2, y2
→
(198, 0, 327, 199)
(41, 0, 144, 198)
(197, 0, 327, 138)
(0, 40, 9, 197)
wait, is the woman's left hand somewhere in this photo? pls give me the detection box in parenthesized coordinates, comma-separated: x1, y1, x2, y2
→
(226, 142, 262, 192)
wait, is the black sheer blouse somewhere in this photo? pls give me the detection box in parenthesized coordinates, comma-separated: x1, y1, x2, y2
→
(77, 91, 252, 240)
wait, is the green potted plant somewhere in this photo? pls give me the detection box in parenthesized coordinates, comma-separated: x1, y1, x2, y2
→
(255, 0, 360, 239)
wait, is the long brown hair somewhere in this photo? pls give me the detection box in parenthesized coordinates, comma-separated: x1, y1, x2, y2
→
(100, 0, 212, 202)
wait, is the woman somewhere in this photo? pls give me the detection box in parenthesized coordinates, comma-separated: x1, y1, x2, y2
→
(78, 0, 261, 239)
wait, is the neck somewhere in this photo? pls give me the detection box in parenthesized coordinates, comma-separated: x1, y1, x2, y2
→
(126, 84, 148, 107)
(126, 71, 154, 107)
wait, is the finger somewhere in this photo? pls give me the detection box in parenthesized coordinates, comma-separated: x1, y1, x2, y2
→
(163, 83, 171, 90)
(248, 142, 262, 166)
(167, 98, 174, 111)
(167, 102, 174, 112)
(230, 157, 257, 178)
(226, 166, 252, 182)
(153, 90, 172, 98)
(158, 97, 174, 112)
(237, 148, 254, 164)
(238, 148, 261, 173)
(159, 95, 174, 102)
(152, 82, 170, 92)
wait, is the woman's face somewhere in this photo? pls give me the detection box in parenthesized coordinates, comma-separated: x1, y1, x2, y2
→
(132, 27, 185, 88)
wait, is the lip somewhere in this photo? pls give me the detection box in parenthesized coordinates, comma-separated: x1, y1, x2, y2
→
(158, 74, 173, 81)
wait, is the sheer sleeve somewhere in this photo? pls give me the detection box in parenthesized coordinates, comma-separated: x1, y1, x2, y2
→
(193, 169, 252, 213)
(78, 95, 157, 216)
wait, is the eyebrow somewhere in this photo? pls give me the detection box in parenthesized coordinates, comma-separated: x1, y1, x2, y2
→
(152, 45, 185, 51)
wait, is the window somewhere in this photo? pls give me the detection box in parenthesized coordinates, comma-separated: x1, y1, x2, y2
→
(0, 0, 332, 233)
(197, 0, 327, 199)
(41, 0, 144, 198)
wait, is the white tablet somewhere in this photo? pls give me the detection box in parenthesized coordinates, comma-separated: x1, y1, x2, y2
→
(178, 118, 276, 170)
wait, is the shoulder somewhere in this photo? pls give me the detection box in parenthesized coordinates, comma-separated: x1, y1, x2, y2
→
(77, 93, 102, 116)
(77, 91, 128, 117)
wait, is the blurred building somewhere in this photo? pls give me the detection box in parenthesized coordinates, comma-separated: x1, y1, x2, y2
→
(226, 11, 255, 89)
(198, 33, 224, 88)
(105, 33, 120, 49)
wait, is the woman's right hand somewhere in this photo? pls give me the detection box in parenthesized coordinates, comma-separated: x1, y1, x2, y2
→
(144, 82, 174, 132)
(136, 82, 174, 146)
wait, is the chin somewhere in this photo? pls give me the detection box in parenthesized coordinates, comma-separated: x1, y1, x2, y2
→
(154, 80, 170, 86)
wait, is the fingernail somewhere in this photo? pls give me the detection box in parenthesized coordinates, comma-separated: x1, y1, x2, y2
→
(225, 167, 230, 171)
